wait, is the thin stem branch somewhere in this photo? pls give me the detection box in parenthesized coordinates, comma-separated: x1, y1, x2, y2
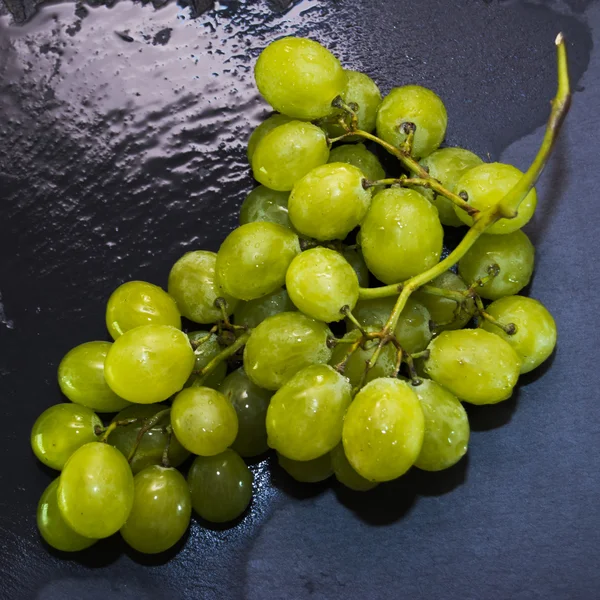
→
(127, 409, 171, 463)
(399, 177, 478, 216)
(98, 418, 139, 442)
(194, 331, 251, 379)
(161, 426, 173, 468)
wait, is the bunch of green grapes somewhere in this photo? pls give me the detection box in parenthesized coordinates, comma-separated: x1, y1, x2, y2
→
(31, 34, 564, 557)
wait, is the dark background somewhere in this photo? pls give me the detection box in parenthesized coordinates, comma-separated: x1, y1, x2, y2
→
(1, 0, 599, 598)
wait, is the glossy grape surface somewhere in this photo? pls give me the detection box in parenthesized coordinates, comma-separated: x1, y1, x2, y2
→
(278, 452, 333, 483)
(187, 331, 227, 389)
(328, 143, 385, 185)
(240, 186, 292, 230)
(247, 114, 293, 161)
(234, 288, 297, 329)
(330, 444, 378, 491)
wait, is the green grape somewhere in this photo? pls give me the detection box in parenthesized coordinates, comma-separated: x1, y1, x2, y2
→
(481, 295, 557, 374)
(412, 379, 470, 472)
(417, 147, 483, 227)
(328, 143, 385, 187)
(37, 478, 97, 552)
(186, 331, 227, 389)
(424, 329, 521, 405)
(288, 163, 372, 241)
(266, 364, 352, 461)
(342, 378, 425, 482)
(321, 70, 382, 139)
(342, 247, 370, 288)
(361, 187, 443, 284)
(121, 466, 191, 554)
(31, 404, 101, 471)
(168, 250, 238, 324)
(254, 36, 347, 120)
(105, 281, 181, 340)
(376, 85, 447, 159)
(247, 114, 293, 161)
(458, 230, 535, 300)
(58, 442, 134, 539)
(454, 163, 537, 234)
(234, 288, 297, 329)
(243, 312, 333, 391)
(330, 444, 377, 491)
(105, 325, 195, 404)
(286, 248, 359, 322)
(252, 121, 329, 191)
(107, 404, 189, 474)
(240, 186, 293, 230)
(170, 387, 238, 456)
(329, 329, 396, 388)
(414, 271, 475, 331)
(216, 222, 300, 301)
(187, 449, 253, 523)
(218, 368, 272, 457)
(277, 452, 333, 483)
(58, 341, 131, 413)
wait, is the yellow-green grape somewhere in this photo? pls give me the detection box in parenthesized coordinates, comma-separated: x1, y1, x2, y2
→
(58, 341, 131, 413)
(277, 452, 333, 483)
(481, 295, 557, 374)
(104, 325, 194, 404)
(342, 378, 425, 482)
(266, 364, 352, 461)
(187, 449, 253, 523)
(288, 163, 372, 241)
(328, 143, 385, 185)
(286, 248, 359, 323)
(240, 186, 292, 230)
(254, 36, 347, 120)
(37, 478, 97, 552)
(215, 222, 300, 301)
(247, 114, 293, 161)
(361, 188, 443, 284)
(342, 246, 370, 288)
(58, 442, 134, 539)
(105, 281, 181, 340)
(234, 288, 297, 329)
(412, 379, 470, 472)
(321, 70, 382, 139)
(186, 331, 227, 389)
(330, 444, 378, 491)
(458, 230, 535, 300)
(219, 368, 272, 458)
(107, 405, 189, 474)
(244, 312, 333, 391)
(454, 163, 537, 234)
(417, 147, 483, 227)
(168, 250, 238, 325)
(170, 387, 238, 456)
(252, 121, 329, 191)
(424, 329, 521, 405)
(414, 271, 475, 331)
(120, 466, 191, 554)
(31, 404, 101, 471)
(376, 85, 447, 159)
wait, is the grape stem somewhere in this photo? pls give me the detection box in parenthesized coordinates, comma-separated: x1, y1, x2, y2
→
(97, 418, 139, 442)
(161, 425, 173, 468)
(473, 295, 517, 335)
(127, 408, 171, 463)
(194, 331, 251, 379)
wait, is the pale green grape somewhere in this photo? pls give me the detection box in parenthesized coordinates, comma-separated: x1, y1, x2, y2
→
(168, 250, 238, 324)
(330, 444, 378, 491)
(252, 121, 329, 191)
(108, 404, 189, 474)
(37, 478, 97, 552)
(243, 312, 333, 391)
(342, 247, 370, 288)
(121, 466, 191, 554)
(215, 222, 300, 301)
(376, 85, 447, 159)
(288, 163, 372, 241)
(266, 364, 352, 461)
(361, 188, 443, 284)
(170, 387, 238, 456)
(247, 114, 293, 161)
(186, 331, 227, 389)
(58, 341, 131, 413)
(454, 163, 537, 234)
(105, 281, 181, 340)
(286, 247, 359, 322)
(424, 329, 521, 405)
(187, 449, 253, 523)
(342, 378, 425, 482)
(328, 143, 385, 186)
(234, 288, 297, 329)
(458, 230, 535, 300)
(58, 442, 134, 539)
(31, 404, 101, 470)
(278, 452, 333, 483)
(481, 295, 557, 374)
(218, 368, 272, 457)
(240, 186, 292, 230)
(412, 379, 470, 472)
(254, 37, 347, 120)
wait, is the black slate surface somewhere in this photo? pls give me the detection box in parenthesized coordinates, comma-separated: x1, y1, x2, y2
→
(1, 1, 599, 598)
